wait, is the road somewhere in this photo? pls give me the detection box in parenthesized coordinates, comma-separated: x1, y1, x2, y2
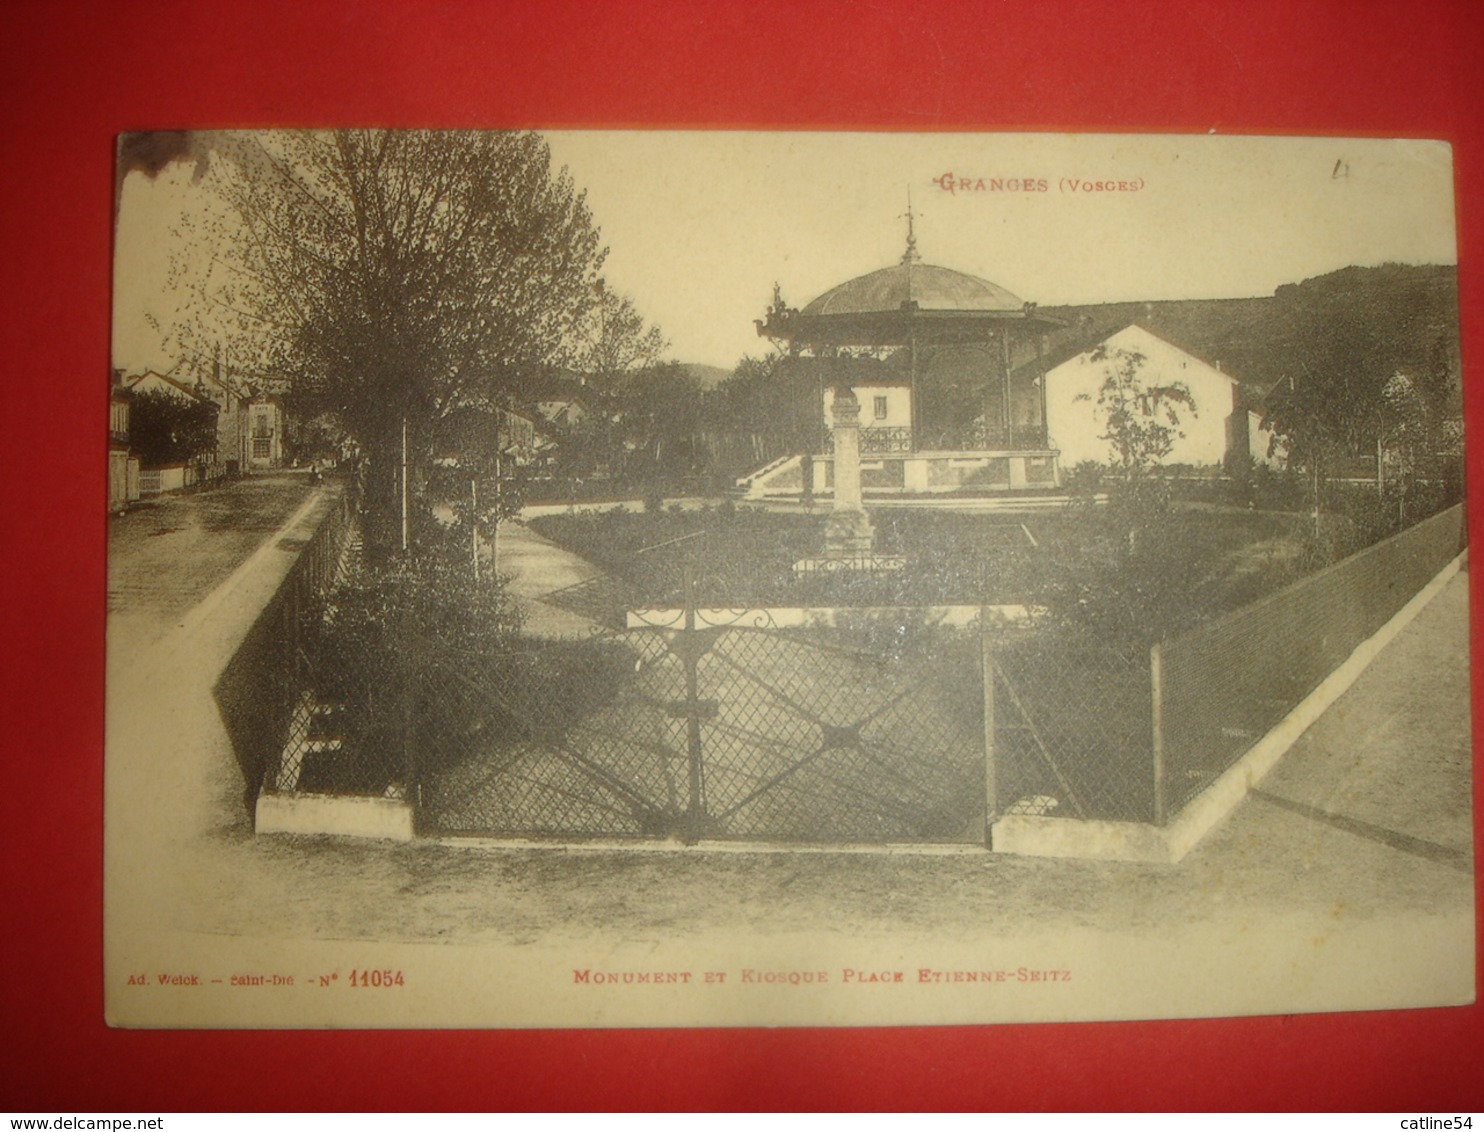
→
(108, 472, 323, 652)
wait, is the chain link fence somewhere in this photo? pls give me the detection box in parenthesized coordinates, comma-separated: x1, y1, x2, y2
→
(990, 638, 1154, 822)
(986, 504, 1464, 828)
(239, 491, 1463, 843)
(214, 478, 359, 803)
(1156, 503, 1466, 816)
(416, 616, 987, 844)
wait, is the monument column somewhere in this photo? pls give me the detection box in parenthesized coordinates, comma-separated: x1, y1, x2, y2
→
(833, 386, 864, 513)
(824, 384, 875, 555)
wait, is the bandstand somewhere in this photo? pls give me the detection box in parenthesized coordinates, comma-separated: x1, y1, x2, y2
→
(746, 218, 1065, 499)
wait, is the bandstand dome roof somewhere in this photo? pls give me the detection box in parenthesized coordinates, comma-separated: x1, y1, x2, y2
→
(801, 261, 1027, 317)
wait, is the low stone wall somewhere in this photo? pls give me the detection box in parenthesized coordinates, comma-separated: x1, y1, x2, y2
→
(742, 449, 1061, 499)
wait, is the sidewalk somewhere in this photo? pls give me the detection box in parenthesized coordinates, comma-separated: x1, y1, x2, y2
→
(106, 479, 340, 886)
(1234, 562, 1473, 869)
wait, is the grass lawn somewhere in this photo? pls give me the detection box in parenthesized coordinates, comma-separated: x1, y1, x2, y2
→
(527, 503, 1310, 623)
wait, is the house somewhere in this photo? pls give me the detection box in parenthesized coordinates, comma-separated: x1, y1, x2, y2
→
(122, 370, 219, 492)
(432, 404, 542, 469)
(246, 395, 286, 469)
(498, 407, 540, 465)
(1042, 324, 1283, 471)
(193, 366, 253, 475)
(822, 380, 913, 453)
(120, 366, 293, 494)
(535, 397, 588, 430)
(128, 365, 292, 476)
(200, 365, 289, 471)
(108, 377, 140, 513)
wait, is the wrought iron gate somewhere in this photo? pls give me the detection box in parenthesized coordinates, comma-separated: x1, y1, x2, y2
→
(415, 613, 987, 844)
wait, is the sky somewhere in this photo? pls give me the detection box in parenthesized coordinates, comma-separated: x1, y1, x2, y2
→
(542, 131, 1458, 368)
(115, 132, 1458, 374)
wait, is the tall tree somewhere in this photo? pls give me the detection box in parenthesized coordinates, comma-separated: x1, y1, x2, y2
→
(1261, 266, 1461, 487)
(616, 362, 707, 478)
(129, 388, 219, 468)
(172, 129, 632, 555)
(1077, 345, 1195, 482)
(573, 280, 668, 382)
(711, 351, 830, 474)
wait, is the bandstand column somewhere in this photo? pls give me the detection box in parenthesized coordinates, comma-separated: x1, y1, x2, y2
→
(1002, 329, 1014, 449)
(1038, 333, 1049, 446)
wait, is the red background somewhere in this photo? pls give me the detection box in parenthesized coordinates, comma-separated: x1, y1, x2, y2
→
(2, 0, 1481, 1111)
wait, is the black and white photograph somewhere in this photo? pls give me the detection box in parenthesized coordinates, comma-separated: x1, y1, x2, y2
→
(106, 130, 1471, 1029)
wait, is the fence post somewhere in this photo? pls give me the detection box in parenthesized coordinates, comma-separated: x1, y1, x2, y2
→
(1150, 641, 1166, 826)
(982, 622, 997, 848)
(399, 598, 417, 807)
(682, 558, 706, 841)
(289, 567, 301, 663)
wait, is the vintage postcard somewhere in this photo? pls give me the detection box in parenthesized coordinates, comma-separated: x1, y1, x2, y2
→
(106, 131, 1472, 1028)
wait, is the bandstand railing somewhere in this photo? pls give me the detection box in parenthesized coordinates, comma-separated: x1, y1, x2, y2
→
(819, 426, 915, 455)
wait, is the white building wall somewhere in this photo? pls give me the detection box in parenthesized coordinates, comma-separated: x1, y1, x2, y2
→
(823, 383, 912, 429)
(248, 401, 283, 468)
(1044, 325, 1236, 469)
(1248, 410, 1287, 468)
(109, 450, 130, 512)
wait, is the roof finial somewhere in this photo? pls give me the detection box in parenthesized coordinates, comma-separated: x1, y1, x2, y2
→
(900, 186, 921, 266)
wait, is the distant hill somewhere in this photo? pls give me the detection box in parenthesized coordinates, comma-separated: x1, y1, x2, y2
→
(679, 362, 733, 389)
(1040, 263, 1459, 403)
(1041, 296, 1275, 383)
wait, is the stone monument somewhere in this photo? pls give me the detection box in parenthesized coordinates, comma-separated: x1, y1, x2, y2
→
(795, 383, 905, 575)
(822, 384, 876, 556)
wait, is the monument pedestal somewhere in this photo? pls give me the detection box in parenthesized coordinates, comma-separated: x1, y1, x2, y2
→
(824, 508, 876, 555)
(793, 384, 907, 577)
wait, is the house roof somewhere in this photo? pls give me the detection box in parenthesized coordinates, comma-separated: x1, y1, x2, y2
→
(1021, 321, 1273, 405)
(535, 399, 587, 425)
(123, 370, 211, 402)
(1047, 323, 1238, 383)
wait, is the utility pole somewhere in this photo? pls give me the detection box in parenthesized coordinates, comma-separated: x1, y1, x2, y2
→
(470, 476, 479, 583)
(492, 406, 503, 578)
(1312, 460, 1321, 542)
(400, 416, 409, 555)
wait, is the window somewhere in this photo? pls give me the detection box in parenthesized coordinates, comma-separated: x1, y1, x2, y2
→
(873, 395, 888, 420)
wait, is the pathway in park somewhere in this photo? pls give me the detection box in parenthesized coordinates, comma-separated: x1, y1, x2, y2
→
(493, 519, 611, 636)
